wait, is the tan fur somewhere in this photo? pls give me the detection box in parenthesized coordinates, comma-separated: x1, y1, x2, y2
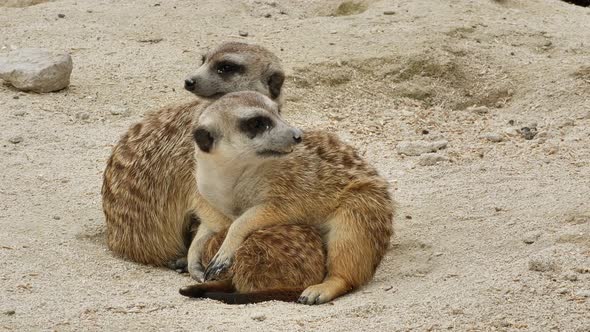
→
(102, 42, 285, 267)
(192, 91, 395, 304)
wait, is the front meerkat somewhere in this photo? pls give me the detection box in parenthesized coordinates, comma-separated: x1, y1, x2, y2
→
(102, 42, 285, 268)
(189, 91, 395, 304)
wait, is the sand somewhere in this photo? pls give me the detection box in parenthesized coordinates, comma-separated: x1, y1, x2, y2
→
(1, 0, 589, 331)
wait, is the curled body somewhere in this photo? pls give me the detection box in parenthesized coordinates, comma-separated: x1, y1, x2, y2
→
(185, 91, 395, 304)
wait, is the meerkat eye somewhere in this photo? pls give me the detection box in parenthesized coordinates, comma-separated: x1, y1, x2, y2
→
(240, 116, 274, 138)
(216, 61, 243, 75)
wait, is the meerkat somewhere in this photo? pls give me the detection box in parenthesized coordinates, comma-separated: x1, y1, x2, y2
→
(179, 224, 326, 304)
(102, 42, 286, 268)
(188, 91, 395, 305)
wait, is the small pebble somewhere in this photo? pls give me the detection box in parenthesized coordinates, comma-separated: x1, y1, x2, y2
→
(556, 288, 569, 294)
(109, 107, 128, 116)
(481, 133, 503, 143)
(504, 127, 520, 137)
(528, 257, 558, 272)
(383, 10, 396, 15)
(467, 105, 489, 114)
(522, 232, 541, 244)
(52, 216, 61, 220)
(13, 95, 19, 99)
(383, 286, 394, 291)
(13, 110, 26, 116)
(3, 310, 15, 316)
(563, 272, 578, 281)
(575, 290, 590, 298)
(264, 13, 272, 18)
(559, 119, 575, 128)
(76, 112, 90, 120)
(397, 140, 448, 156)
(418, 153, 449, 166)
(238, 31, 249, 37)
(434, 252, 443, 257)
(520, 127, 537, 140)
(251, 313, 266, 321)
(57, 13, 65, 18)
(9, 136, 23, 144)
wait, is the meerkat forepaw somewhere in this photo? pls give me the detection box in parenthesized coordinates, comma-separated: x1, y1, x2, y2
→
(188, 261, 205, 282)
(204, 252, 233, 281)
(298, 284, 334, 305)
(167, 257, 188, 272)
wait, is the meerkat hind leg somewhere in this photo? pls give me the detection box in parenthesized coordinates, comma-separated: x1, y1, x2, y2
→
(298, 209, 376, 305)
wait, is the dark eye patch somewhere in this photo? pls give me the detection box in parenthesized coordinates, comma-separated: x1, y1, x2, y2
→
(239, 116, 273, 139)
(215, 61, 244, 76)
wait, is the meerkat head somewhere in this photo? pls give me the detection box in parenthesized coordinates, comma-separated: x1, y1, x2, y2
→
(184, 42, 285, 103)
(193, 91, 302, 164)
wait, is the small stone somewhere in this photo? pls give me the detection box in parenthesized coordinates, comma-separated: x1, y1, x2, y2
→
(556, 288, 569, 294)
(504, 127, 520, 137)
(467, 105, 489, 114)
(238, 31, 249, 37)
(383, 10, 396, 15)
(13, 110, 26, 116)
(481, 133, 503, 143)
(3, 310, 15, 316)
(57, 13, 65, 18)
(434, 252, 443, 257)
(451, 308, 464, 315)
(264, 13, 272, 18)
(330, 30, 338, 34)
(397, 140, 448, 156)
(418, 153, 449, 166)
(520, 127, 537, 140)
(75, 112, 90, 120)
(522, 232, 541, 244)
(8, 136, 23, 144)
(109, 107, 128, 116)
(563, 272, 578, 281)
(251, 313, 266, 321)
(575, 290, 590, 298)
(528, 257, 558, 272)
(13, 95, 19, 99)
(0, 48, 73, 92)
(52, 215, 61, 220)
(383, 286, 394, 291)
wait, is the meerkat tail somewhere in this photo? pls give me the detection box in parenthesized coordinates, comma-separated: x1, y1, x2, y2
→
(179, 279, 234, 298)
(200, 288, 304, 304)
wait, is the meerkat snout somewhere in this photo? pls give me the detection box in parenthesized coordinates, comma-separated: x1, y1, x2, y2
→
(184, 78, 196, 91)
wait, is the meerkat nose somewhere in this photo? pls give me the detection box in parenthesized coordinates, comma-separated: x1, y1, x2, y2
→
(184, 79, 196, 91)
(292, 130, 303, 144)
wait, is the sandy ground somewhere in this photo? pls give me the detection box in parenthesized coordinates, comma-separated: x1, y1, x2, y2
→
(1, 0, 589, 331)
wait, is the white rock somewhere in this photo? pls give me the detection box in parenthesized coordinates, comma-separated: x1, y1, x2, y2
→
(575, 290, 590, 298)
(467, 105, 489, 114)
(0, 48, 73, 93)
(250, 313, 266, 321)
(397, 140, 448, 156)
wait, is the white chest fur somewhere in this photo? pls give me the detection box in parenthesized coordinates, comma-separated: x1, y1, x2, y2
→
(196, 157, 243, 220)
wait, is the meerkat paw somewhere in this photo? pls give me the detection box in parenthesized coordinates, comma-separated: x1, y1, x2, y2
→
(204, 251, 233, 281)
(297, 284, 338, 305)
(167, 257, 188, 273)
(188, 261, 205, 282)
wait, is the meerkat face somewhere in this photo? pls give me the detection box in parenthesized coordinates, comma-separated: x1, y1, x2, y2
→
(184, 42, 285, 102)
(193, 91, 302, 163)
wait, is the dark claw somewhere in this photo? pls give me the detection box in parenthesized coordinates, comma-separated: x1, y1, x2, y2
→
(204, 261, 228, 281)
(297, 296, 307, 304)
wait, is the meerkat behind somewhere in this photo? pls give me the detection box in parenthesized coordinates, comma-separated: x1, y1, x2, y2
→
(188, 91, 395, 305)
(102, 42, 285, 268)
(180, 224, 326, 304)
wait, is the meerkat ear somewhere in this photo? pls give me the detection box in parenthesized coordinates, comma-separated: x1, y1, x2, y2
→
(193, 127, 214, 153)
(267, 70, 285, 100)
